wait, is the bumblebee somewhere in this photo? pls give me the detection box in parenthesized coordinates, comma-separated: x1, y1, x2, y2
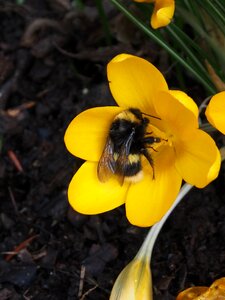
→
(97, 108, 162, 184)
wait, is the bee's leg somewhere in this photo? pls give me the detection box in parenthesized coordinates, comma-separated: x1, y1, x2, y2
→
(141, 148, 155, 179)
(146, 146, 158, 152)
(143, 136, 161, 144)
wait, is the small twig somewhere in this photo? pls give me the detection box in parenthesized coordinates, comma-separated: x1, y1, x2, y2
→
(6, 101, 36, 117)
(80, 284, 98, 300)
(54, 43, 78, 58)
(32, 249, 47, 260)
(23, 288, 31, 300)
(78, 265, 86, 298)
(7, 150, 24, 173)
(8, 186, 19, 215)
(5, 234, 38, 261)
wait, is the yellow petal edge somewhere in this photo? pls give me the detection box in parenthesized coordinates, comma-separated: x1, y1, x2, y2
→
(205, 91, 225, 135)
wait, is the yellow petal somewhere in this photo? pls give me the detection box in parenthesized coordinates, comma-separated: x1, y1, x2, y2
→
(107, 54, 168, 114)
(110, 259, 152, 300)
(64, 106, 123, 161)
(176, 278, 225, 300)
(68, 161, 129, 214)
(201, 278, 225, 299)
(153, 91, 198, 135)
(176, 287, 208, 299)
(208, 146, 221, 183)
(125, 146, 182, 227)
(169, 90, 199, 119)
(174, 129, 221, 188)
(151, 0, 175, 29)
(205, 91, 225, 135)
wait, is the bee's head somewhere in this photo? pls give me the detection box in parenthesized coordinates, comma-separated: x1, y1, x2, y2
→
(142, 117, 149, 126)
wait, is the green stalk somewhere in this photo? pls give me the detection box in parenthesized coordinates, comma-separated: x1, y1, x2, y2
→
(94, 0, 112, 45)
(168, 23, 204, 58)
(196, 0, 225, 33)
(182, 0, 194, 12)
(200, 123, 217, 133)
(177, 7, 225, 69)
(110, 0, 216, 94)
(213, 0, 225, 15)
(167, 23, 219, 76)
(166, 25, 213, 84)
(182, 0, 205, 28)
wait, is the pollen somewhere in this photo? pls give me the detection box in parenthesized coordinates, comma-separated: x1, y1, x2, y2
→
(113, 153, 119, 161)
(125, 170, 143, 183)
(128, 154, 140, 164)
(114, 110, 139, 123)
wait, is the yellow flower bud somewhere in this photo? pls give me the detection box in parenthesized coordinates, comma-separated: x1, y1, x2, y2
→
(110, 258, 153, 300)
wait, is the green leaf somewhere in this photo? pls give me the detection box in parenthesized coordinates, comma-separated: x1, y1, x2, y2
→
(110, 0, 216, 94)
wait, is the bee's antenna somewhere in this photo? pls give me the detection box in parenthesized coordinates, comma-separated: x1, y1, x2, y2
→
(142, 112, 161, 120)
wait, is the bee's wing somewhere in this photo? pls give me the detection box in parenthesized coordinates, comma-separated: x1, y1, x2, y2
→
(116, 129, 135, 183)
(97, 137, 116, 182)
(116, 147, 130, 185)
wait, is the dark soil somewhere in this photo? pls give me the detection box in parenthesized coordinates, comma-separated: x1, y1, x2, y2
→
(0, 1, 225, 300)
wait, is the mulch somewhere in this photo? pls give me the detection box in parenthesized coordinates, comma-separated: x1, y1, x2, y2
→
(0, 1, 225, 299)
